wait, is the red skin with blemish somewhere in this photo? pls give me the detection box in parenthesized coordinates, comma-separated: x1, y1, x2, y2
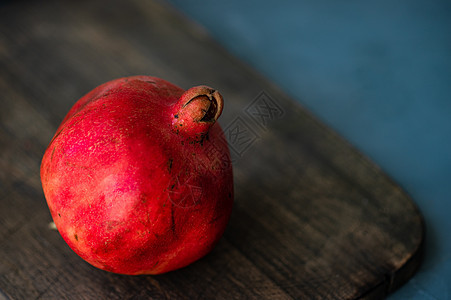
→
(40, 76, 234, 275)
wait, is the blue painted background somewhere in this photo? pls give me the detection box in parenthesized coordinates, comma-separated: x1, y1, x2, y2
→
(167, 0, 451, 298)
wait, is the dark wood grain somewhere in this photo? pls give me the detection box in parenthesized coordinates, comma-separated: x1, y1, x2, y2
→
(0, 0, 424, 299)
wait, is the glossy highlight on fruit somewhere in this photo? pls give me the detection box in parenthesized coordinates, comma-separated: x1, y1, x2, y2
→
(40, 76, 234, 275)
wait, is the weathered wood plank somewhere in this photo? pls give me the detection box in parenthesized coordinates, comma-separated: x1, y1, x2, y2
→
(0, 0, 423, 299)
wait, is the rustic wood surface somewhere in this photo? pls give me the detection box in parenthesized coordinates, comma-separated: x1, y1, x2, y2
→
(0, 0, 424, 299)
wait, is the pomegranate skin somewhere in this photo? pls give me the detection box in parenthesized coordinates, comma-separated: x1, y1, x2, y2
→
(40, 76, 234, 275)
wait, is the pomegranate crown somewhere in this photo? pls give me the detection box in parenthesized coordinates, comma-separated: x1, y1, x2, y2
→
(172, 86, 224, 141)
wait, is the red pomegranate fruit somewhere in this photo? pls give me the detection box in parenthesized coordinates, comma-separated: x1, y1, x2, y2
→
(40, 76, 234, 275)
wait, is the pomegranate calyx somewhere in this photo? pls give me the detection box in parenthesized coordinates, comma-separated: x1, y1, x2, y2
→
(172, 86, 224, 139)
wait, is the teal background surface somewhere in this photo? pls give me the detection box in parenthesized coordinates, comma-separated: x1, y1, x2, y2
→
(166, 0, 451, 298)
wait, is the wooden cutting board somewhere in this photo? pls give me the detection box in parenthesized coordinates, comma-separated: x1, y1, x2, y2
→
(0, 0, 424, 299)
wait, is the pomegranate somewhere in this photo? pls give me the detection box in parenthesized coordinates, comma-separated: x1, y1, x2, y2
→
(40, 76, 234, 275)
